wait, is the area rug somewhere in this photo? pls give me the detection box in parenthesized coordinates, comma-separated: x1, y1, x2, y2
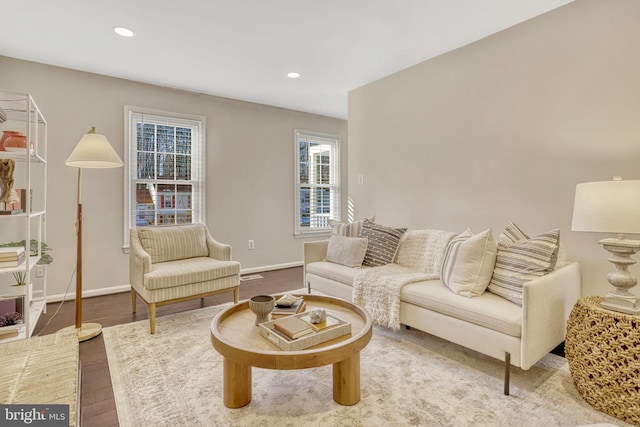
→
(103, 304, 630, 427)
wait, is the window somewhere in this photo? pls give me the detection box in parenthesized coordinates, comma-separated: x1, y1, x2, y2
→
(294, 129, 340, 235)
(123, 106, 205, 249)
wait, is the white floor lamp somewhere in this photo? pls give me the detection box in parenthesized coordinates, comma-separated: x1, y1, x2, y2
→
(63, 127, 123, 341)
(572, 177, 640, 314)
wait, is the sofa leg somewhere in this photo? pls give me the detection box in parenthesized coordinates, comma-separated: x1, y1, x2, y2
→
(504, 352, 510, 396)
(233, 287, 239, 304)
(131, 289, 137, 313)
(149, 303, 156, 334)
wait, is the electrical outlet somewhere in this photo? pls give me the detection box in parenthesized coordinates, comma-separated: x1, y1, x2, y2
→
(36, 265, 45, 278)
(248, 240, 255, 250)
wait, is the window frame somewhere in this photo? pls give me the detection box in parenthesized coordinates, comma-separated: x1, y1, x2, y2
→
(294, 129, 341, 237)
(123, 106, 206, 251)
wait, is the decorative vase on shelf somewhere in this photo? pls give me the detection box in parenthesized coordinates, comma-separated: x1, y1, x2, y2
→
(3, 134, 28, 152)
(0, 131, 23, 152)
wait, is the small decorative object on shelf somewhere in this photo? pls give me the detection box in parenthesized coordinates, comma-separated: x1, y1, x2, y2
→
(0, 130, 22, 152)
(0, 158, 15, 204)
(0, 311, 22, 327)
(248, 294, 275, 325)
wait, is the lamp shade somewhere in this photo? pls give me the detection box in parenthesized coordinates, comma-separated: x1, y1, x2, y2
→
(571, 179, 640, 234)
(66, 129, 123, 169)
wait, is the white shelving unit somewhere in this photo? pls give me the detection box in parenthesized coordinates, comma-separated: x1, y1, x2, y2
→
(0, 90, 47, 343)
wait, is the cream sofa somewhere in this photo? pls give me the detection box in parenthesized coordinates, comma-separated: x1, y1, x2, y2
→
(130, 224, 240, 333)
(304, 223, 581, 394)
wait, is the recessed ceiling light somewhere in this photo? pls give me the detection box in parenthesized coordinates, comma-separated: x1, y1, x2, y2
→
(113, 26, 135, 38)
(287, 72, 301, 79)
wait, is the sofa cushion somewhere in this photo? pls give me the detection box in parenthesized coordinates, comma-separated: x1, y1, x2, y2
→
(306, 261, 368, 286)
(138, 224, 209, 263)
(396, 229, 457, 275)
(401, 280, 522, 337)
(144, 257, 240, 290)
(440, 228, 497, 297)
(359, 220, 406, 267)
(329, 215, 375, 237)
(487, 222, 560, 306)
(325, 235, 368, 268)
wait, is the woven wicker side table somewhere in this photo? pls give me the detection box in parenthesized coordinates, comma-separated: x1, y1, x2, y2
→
(565, 296, 640, 426)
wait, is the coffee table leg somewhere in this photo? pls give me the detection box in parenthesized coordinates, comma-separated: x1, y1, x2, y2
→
(223, 357, 252, 408)
(332, 352, 360, 405)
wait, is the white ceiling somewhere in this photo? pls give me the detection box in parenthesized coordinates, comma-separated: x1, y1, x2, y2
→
(1, 0, 573, 119)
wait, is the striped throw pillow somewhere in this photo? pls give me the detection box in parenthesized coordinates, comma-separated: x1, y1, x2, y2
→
(329, 215, 375, 237)
(487, 222, 560, 306)
(359, 219, 406, 267)
(440, 228, 497, 297)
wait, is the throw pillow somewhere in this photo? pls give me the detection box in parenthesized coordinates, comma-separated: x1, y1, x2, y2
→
(487, 222, 560, 306)
(324, 235, 369, 268)
(440, 228, 498, 297)
(329, 215, 375, 237)
(359, 219, 406, 267)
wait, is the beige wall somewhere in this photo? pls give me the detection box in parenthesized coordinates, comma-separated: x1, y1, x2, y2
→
(0, 56, 346, 299)
(348, 0, 640, 298)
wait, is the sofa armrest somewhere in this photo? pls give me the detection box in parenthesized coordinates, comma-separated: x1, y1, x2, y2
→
(520, 261, 581, 369)
(129, 229, 152, 288)
(206, 233, 232, 261)
(304, 240, 329, 266)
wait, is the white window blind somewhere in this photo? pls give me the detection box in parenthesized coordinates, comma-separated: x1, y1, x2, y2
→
(294, 129, 340, 235)
(123, 106, 205, 250)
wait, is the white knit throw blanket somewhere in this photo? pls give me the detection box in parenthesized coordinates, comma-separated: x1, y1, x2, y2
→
(353, 229, 456, 330)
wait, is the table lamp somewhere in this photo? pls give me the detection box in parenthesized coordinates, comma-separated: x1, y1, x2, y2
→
(571, 177, 640, 314)
(63, 127, 123, 341)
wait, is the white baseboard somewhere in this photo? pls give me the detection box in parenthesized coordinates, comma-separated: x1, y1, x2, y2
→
(240, 261, 302, 275)
(45, 262, 303, 303)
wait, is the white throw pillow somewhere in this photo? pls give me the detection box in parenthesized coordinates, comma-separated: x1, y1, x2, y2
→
(440, 228, 497, 297)
(324, 235, 369, 268)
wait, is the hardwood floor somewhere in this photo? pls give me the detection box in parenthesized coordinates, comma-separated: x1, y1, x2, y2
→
(32, 266, 305, 427)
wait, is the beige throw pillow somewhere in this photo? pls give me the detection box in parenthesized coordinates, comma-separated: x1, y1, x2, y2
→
(329, 215, 375, 237)
(440, 228, 497, 297)
(324, 235, 369, 268)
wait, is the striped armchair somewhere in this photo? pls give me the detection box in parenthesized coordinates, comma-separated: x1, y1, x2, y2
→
(129, 224, 240, 333)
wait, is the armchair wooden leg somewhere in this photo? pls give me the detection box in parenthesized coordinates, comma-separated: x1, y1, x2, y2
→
(149, 303, 156, 334)
(233, 287, 239, 304)
(504, 352, 510, 396)
(131, 289, 137, 313)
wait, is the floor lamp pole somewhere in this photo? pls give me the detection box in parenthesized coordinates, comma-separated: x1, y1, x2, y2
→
(61, 167, 102, 341)
(75, 167, 83, 329)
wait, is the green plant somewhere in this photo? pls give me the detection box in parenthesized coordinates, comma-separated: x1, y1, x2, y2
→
(0, 240, 53, 285)
(0, 239, 53, 265)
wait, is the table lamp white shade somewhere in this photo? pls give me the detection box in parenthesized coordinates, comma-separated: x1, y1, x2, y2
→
(65, 127, 123, 168)
(571, 178, 640, 314)
(571, 179, 640, 235)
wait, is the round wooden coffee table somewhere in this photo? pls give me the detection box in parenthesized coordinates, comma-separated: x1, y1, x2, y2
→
(210, 294, 372, 408)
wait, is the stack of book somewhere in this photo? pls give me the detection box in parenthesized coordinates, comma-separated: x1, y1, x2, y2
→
(271, 297, 306, 319)
(0, 247, 25, 268)
(272, 316, 314, 340)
